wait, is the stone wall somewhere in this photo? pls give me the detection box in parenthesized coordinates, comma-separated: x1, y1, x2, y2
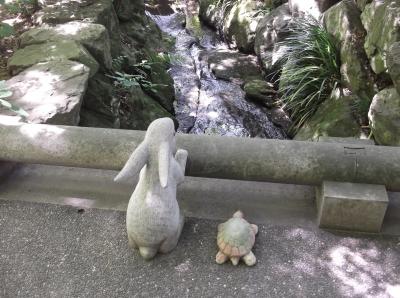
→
(3, 0, 175, 130)
(199, 0, 400, 145)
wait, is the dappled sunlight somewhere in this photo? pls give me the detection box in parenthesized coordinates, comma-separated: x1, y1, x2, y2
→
(0, 115, 24, 126)
(13, 69, 61, 106)
(63, 197, 96, 209)
(19, 123, 65, 140)
(18, 124, 69, 157)
(325, 239, 400, 298)
(273, 227, 400, 298)
(54, 21, 89, 35)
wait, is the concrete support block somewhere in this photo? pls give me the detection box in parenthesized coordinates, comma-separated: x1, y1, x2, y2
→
(317, 181, 389, 232)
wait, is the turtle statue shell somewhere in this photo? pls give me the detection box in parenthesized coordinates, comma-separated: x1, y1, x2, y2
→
(216, 211, 258, 266)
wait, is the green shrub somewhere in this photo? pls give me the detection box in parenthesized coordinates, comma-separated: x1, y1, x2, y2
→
(277, 16, 341, 134)
(0, 22, 14, 38)
(2, 0, 39, 17)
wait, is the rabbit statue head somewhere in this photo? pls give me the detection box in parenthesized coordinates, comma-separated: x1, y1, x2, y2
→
(114, 117, 177, 188)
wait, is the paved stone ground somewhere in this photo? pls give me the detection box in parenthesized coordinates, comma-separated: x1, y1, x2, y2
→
(1, 200, 400, 298)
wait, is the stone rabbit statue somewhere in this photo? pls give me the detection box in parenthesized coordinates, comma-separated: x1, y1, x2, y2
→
(114, 118, 188, 260)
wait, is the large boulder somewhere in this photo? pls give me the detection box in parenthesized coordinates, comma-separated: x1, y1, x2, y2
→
(387, 42, 400, 95)
(288, 0, 340, 19)
(146, 62, 175, 113)
(33, 0, 121, 57)
(8, 40, 99, 77)
(2, 61, 90, 125)
(223, 0, 265, 53)
(254, 4, 292, 74)
(323, 1, 375, 106)
(361, 0, 400, 74)
(119, 86, 174, 130)
(207, 49, 262, 82)
(199, 0, 224, 28)
(368, 88, 400, 146)
(80, 73, 119, 128)
(113, 0, 145, 22)
(295, 89, 361, 141)
(19, 22, 112, 70)
(355, 0, 372, 11)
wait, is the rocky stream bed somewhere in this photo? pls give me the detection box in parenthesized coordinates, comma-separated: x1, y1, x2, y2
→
(149, 4, 288, 139)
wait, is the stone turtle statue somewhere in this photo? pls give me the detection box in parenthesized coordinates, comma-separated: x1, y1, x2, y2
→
(115, 118, 188, 260)
(216, 211, 258, 266)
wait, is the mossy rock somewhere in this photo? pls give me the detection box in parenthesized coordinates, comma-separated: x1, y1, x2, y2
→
(361, 0, 400, 75)
(243, 79, 276, 106)
(387, 42, 400, 95)
(8, 40, 99, 77)
(324, 0, 375, 106)
(20, 22, 112, 70)
(295, 90, 361, 141)
(368, 88, 400, 146)
(119, 86, 174, 130)
(223, 0, 264, 53)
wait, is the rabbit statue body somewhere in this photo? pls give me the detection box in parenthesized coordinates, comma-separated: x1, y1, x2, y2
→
(114, 118, 188, 260)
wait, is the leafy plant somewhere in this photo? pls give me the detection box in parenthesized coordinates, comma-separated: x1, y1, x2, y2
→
(277, 16, 341, 134)
(107, 71, 166, 94)
(2, 0, 39, 17)
(111, 55, 127, 71)
(0, 22, 14, 38)
(0, 80, 28, 117)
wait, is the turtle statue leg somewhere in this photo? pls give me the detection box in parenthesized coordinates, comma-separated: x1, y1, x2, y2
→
(230, 257, 240, 266)
(216, 251, 228, 264)
(243, 251, 256, 266)
(159, 213, 185, 254)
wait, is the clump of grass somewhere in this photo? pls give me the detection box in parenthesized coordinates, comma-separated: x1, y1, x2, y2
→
(277, 16, 341, 134)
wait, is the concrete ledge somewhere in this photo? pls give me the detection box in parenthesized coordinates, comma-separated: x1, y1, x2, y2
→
(0, 164, 399, 235)
(0, 164, 316, 227)
(317, 181, 389, 233)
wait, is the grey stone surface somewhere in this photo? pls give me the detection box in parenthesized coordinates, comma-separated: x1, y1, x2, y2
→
(317, 181, 389, 233)
(3, 61, 90, 125)
(1, 200, 400, 297)
(315, 137, 375, 145)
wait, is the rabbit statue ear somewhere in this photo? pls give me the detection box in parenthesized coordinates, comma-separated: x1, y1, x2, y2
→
(114, 142, 148, 183)
(158, 141, 170, 188)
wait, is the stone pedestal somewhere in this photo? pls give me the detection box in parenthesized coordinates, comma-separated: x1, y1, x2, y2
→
(316, 181, 389, 232)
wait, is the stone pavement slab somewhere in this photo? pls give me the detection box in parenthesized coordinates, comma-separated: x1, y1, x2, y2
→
(1, 200, 400, 298)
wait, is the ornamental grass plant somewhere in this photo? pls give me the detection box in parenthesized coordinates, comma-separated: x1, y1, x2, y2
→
(277, 16, 341, 134)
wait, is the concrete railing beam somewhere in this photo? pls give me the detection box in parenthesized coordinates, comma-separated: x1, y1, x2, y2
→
(0, 121, 399, 190)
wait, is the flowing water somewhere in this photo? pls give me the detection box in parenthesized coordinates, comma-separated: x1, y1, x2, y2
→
(148, 7, 287, 139)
